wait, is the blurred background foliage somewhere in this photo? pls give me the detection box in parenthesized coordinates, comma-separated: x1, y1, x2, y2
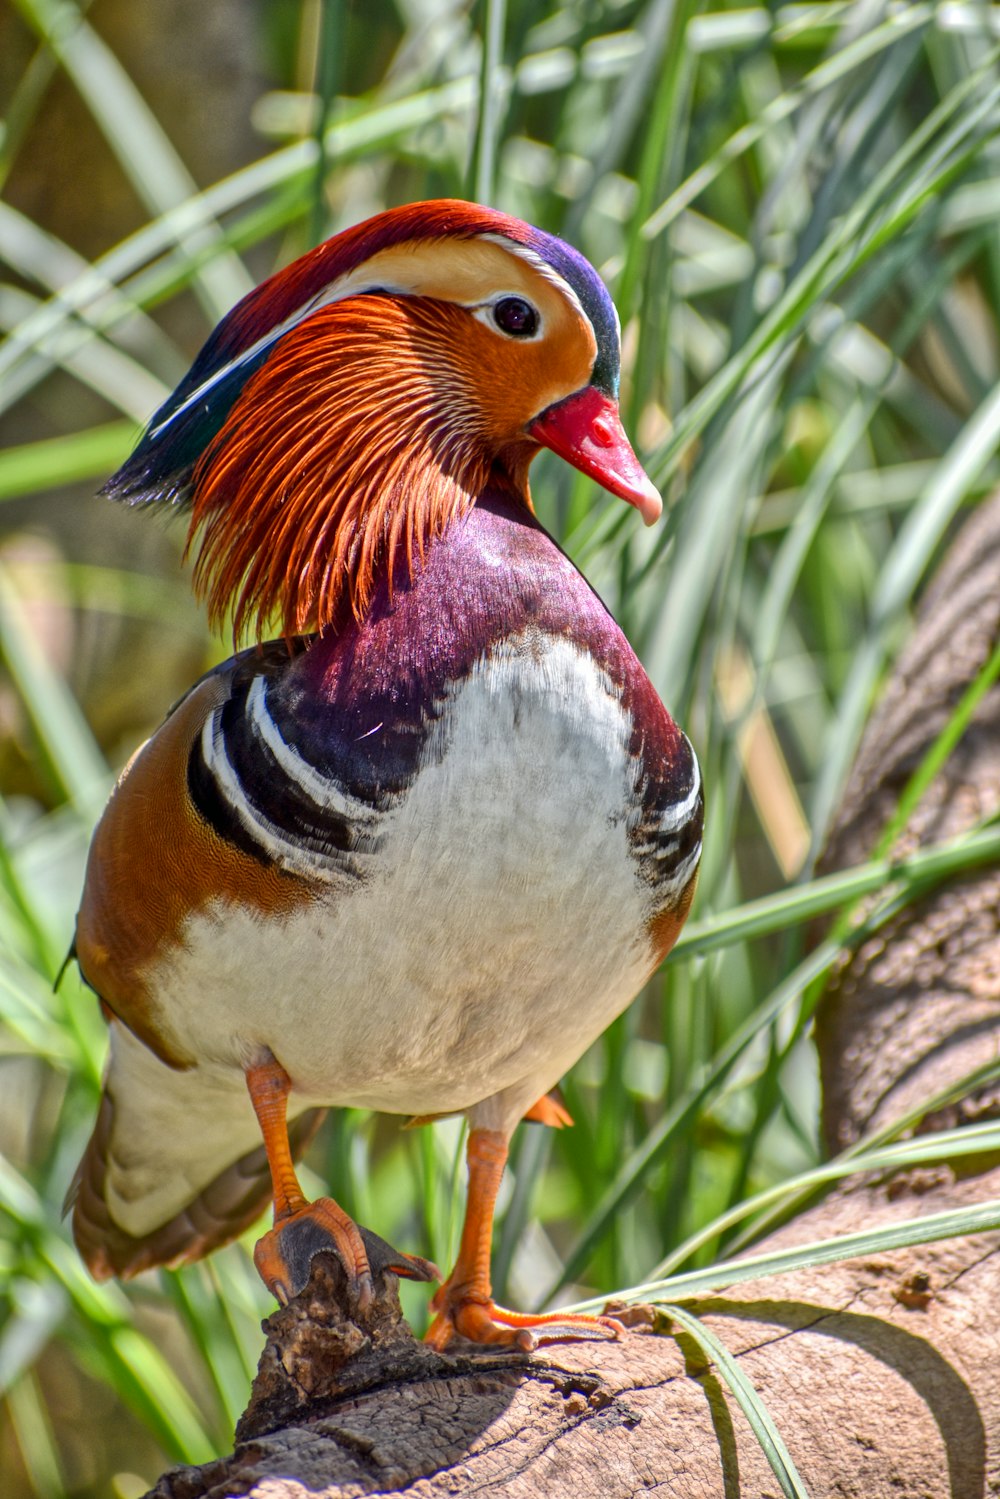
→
(2, 0, 1000, 1493)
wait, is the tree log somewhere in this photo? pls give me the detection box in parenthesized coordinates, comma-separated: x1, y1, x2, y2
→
(147, 499, 1000, 1499)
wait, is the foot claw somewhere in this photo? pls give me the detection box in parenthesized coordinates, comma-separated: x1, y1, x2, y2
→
(355, 1270, 374, 1312)
(255, 1205, 361, 1304)
(254, 1200, 434, 1306)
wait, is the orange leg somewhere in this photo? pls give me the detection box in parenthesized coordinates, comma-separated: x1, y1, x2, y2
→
(245, 1055, 438, 1306)
(424, 1128, 623, 1351)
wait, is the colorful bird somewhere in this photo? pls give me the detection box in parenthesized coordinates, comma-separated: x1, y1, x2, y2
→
(68, 200, 703, 1349)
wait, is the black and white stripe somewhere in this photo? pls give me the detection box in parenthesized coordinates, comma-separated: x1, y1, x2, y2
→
(629, 739, 703, 906)
(186, 627, 703, 908)
(187, 673, 394, 883)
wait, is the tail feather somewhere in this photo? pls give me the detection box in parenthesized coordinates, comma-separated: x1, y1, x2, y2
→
(70, 1090, 325, 1280)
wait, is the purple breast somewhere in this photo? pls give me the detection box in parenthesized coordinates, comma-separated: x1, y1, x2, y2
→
(266, 492, 698, 845)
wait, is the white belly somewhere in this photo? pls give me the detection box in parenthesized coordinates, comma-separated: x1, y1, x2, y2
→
(148, 634, 655, 1117)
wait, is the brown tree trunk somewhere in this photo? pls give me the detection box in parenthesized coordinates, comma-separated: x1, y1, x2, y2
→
(147, 499, 1000, 1499)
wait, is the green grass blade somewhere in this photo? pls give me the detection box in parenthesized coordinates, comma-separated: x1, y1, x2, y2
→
(721, 1054, 1000, 1258)
(14, 0, 252, 319)
(873, 635, 1000, 860)
(0, 422, 135, 502)
(471, 0, 508, 205)
(307, 0, 340, 247)
(661, 1302, 811, 1499)
(655, 1118, 1000, 1276)
(809, 372, 1000, 848)
(673, 821, 1000, 958)
(569, 1197, 1000, 1310)
(0, 563, 109, 825)
(645, 53, 1000, 496)
(0, 284, 170, 420)
(539, 933, 845, 1301)
(6, 1371, 66, 1499)
(0, 1164, 215, 1463)
(646, 6, 938, 236)
(0, 75, 480, 406)
(0, 200, 185, 382)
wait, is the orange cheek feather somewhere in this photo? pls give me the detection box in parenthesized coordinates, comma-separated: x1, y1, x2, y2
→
(453, 310, 598, 452)
(186, 298, 496, 642)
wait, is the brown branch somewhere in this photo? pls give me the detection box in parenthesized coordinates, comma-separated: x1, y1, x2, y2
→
(816, 492, 1000, 1151)
(146, 499, 1000, 1499)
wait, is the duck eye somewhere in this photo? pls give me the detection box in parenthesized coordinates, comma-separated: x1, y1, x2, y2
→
(492, 297, 539, 338)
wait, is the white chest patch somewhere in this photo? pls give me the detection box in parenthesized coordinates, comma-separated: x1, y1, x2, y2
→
(150, 631, 656, 1120)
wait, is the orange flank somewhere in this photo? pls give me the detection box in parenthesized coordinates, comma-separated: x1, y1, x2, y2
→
(647, 868, 699, 969)
(74, 670, 313, 1069)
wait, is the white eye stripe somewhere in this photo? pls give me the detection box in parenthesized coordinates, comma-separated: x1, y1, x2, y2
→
(151, 231, 591, 443)
(481, 234, 590, 325)
(478, 291, 542, 310)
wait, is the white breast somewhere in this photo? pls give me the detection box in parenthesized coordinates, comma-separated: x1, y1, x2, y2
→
(148, 631, 656, 1121)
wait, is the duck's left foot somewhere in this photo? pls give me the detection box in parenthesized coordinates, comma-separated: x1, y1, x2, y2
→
(255, 1200, 439, 1307)
(425, 1287, 624, 1351)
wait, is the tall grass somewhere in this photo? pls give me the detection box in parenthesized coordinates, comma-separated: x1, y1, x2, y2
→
(2, 2, 1000, 1494)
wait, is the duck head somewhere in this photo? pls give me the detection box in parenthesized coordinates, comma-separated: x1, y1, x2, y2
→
(107, 200, 660, 639)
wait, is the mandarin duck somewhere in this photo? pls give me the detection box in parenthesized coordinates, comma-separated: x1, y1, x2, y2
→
(68, 200, 703, 1349)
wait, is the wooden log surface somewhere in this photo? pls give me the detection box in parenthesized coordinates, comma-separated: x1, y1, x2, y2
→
(147, 498, 1000, 1499)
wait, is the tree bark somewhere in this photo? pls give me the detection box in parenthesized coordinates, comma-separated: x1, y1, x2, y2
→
(146, 499, 1000, 1499)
